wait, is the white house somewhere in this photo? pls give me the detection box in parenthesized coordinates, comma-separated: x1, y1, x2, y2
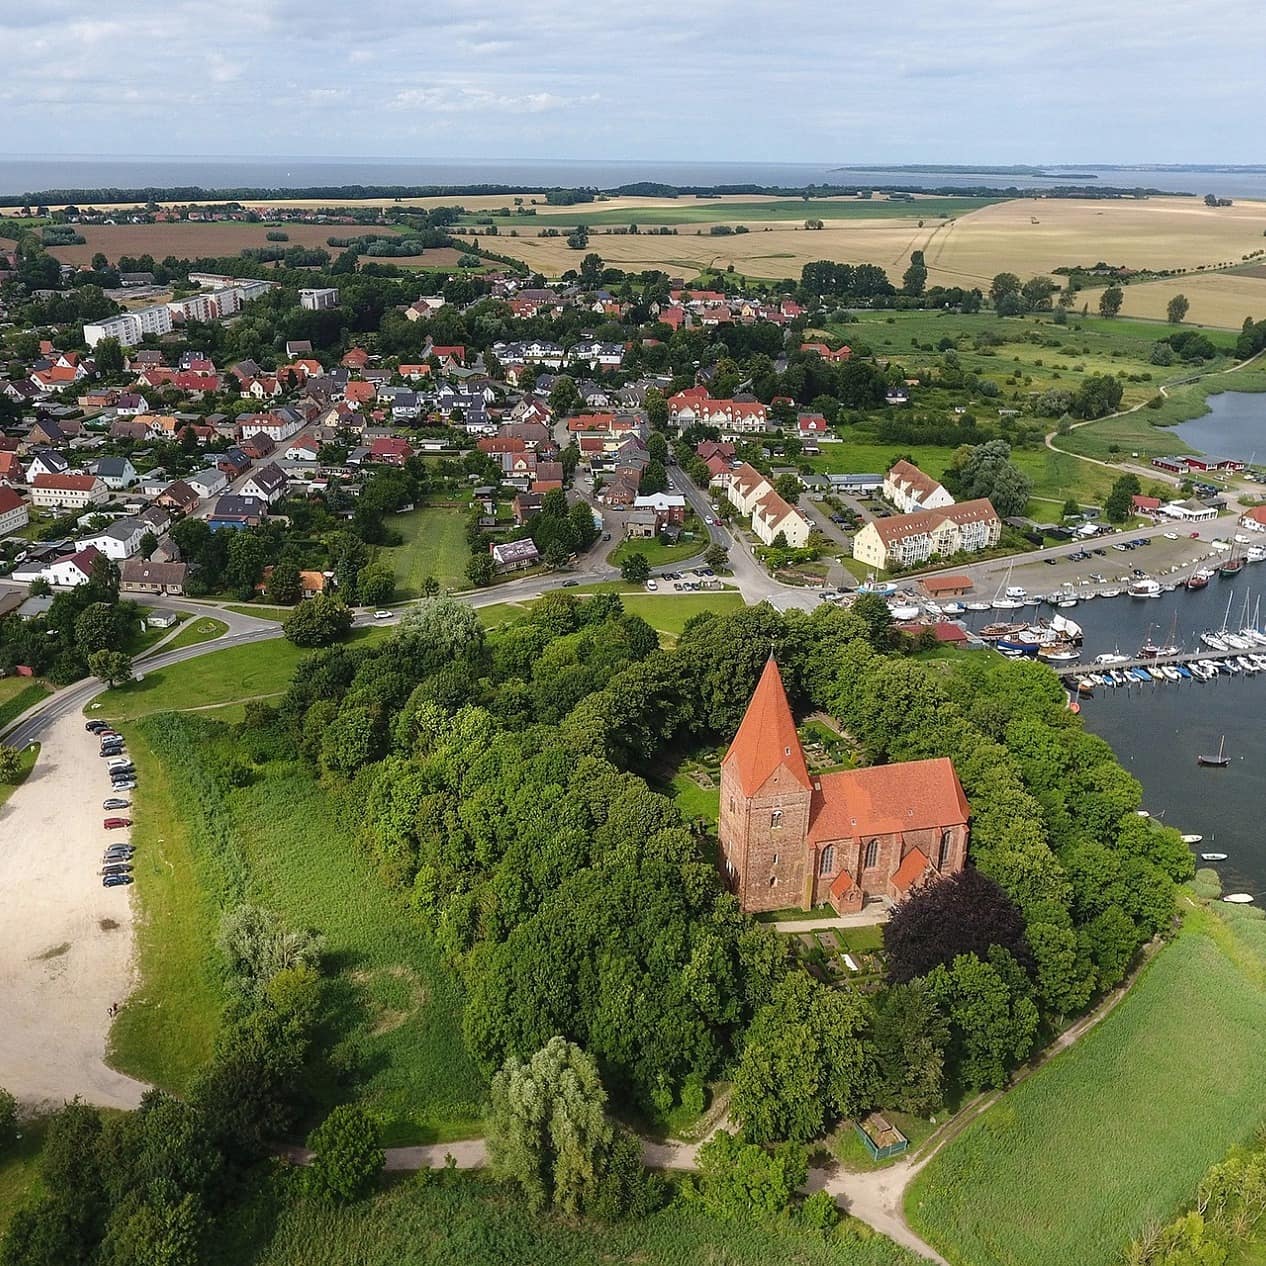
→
(44, 546, 105, 587)
(284, 436, 321, 461)
(94, 456, 138, 490)
(237, 413, 304, 443)
(24, 450, 71, 482)
(725, 463, 813, 547)
(852, 499, 1001, 571)
(0, 486, 29, 534)
(30, 473, 108, 510)
(1239, 507, 1266, 533)
(1159, 499, 1218, 522)
(187, 468, 228, 499)
(239, 462, 288, 505)
(299, 288, 339, 311)
(76, 516, 147, 560)
(883, 460, 955, 514)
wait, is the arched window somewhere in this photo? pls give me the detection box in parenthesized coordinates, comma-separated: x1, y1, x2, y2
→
(864, 839, 879, 869)
(939, 829, 952, 868)
(819, 845, 835, 876)
(770, 809, 783, 829)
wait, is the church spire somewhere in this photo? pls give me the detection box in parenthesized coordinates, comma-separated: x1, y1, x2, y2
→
(722, 657, 812, 796)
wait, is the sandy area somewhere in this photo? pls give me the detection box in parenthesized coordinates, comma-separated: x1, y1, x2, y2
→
(0, 713, 146, 1111)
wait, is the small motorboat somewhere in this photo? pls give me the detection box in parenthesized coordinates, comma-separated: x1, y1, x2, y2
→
(966, 601, 990, 612)
(1181, 833, 1203, 844)
(1200, 852, 1228, 862)
(1223, 893, 1255, 904)
(1198, 736, 1230, 768)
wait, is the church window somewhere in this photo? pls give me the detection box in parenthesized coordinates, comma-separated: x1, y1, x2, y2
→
(819, 845, 835, 875)
(864, 839, 879, 869)
(770, 809, 783, 829)
(939, 829, 952, 868)
(769, 875, 777, 887)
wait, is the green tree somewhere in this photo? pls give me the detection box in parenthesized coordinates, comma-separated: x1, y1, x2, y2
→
(690, 1131, 808, 1222)
(266, 560, 302, 605)
(88, 650, 133, 687)
(640, 459, 668, 496)
(0, 1087, 16, 1152)
(137, 531, 158, 561)
(867, 981, 950, 1115)
(282, 594, 352, 647)
(774, 473, 801, 505)
(0, 746, 24, 784)
(902, 250, 928, 297)
(543, 539, 572, 570)
(395, 595, 484, 662)
(989, 273, 1021, 306)
(644, 387, 668, 431)
(620, 553, 651, 584)
(305, 1105, 384, 1205)
(93, 336, 124, 377)
(356, 562, 395, 606)
(422, 575, 441, 597)
(487, 1037, 612, 1216)
(730, 973, 869, 1142)
(704, 543, 730, 571)
(466, 551, 496, 587)
(646, 431, 669, 463)
(75, 602, 124, 654)
(1099, 286, 1125, 317)
(1104, 473, 1142, 523)
(224, 531, 268, 597)
(548, 375, 580, 417)
(1167, 293, 1190, 324)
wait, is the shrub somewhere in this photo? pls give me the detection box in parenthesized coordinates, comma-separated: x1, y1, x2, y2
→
(305, 1104, 384, 1204)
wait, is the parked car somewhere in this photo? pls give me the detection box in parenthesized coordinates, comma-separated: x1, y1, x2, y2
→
(1163, 531, 1179, 540)
(111, 780, 137, 791)
(100, 744, 124, 756)
(86, 720, 109, 733)
(103, 817, 132, 830)
(106, 755, 132, 769)
(102, 874, 134, 888)
(645, 580, 657, 591)
(103, 798, 130, 810)
(104, 847, 134, 860)
(101, 862, 133, 875)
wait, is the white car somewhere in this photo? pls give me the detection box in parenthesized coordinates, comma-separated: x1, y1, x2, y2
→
(373, 610, 392, 619)
(1163, 531, 1179, 540)
(1235, 534, 1251, 545)
(645, 579, 658, 592)
(705, 516, 715, 525)
(1210, 539, 1231, 552)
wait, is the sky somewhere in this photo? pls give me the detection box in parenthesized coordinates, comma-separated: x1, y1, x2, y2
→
(2, 0, 1264, 165)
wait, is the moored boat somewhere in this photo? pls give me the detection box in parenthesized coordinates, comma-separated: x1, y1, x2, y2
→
(1197, 735, 1230, 767)
(1128, 577, 1163, 598)
(1223, 893, 1255, 904)
(1201, 852, 1229, 862)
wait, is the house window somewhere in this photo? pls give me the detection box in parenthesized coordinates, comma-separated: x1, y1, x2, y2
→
(770, 809, 783, 829)
(819, 845, 835, 876)
(939, 830, 952, 869)
(864, 839, 879, 869)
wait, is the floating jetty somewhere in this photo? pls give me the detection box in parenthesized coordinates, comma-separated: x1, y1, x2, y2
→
(1049, 645, 1264, 680)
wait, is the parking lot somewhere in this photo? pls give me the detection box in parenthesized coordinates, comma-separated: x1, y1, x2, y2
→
(0, 714, 145, 1109)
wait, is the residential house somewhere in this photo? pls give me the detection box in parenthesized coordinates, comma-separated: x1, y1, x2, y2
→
(188, 468, 228, 499)
(726, 464, 812, 548)
(299, 287, 339, 310)
(120, 559, 188, 595)
(883, 460, 954, 514)
(800, 342, 852, 362)
(76, 516, 146, 560)
(568, 340, 625, 369)
(239, 462, 288, 505)
(491, 539, 541, 572)
(239, 432, 276, 461)
(0, 486, 29, 534)
(30, 473, 108, 510)
(368, 436, 412, 466)
(208, 495, 266, 530)
(94, 456, 138, 490)
(851, 500, 1002, 570)
(341, 348, 370, 370)
(512, 492, 544, 525)
(1239, 507, 1266, 533)
(284, 435, 321, 461)
(0, 451, 25, 485)
(217, 447, 252, 479)
(44, 545, 106, 587)
(157, 480, 201, 515)
(633, 492, 687, 526)
(623, 508, 660, 538)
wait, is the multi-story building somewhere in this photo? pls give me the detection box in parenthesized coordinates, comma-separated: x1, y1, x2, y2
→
(29, 473, 108, 510)
(882, 460, 955, 514)
(851, 499, 1001, 571)
(726, 463, 812, 548)
(83, 305, 174, 348)
(299, 288, 340, 311)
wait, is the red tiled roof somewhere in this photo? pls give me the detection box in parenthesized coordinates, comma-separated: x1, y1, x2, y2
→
(868, 499, 999, 545)
(0, 486, 24, 514)
(807, 759, 969, 845)
(722, 658, 812, 797)
(828, 869, 855, 900)
(33, 473, 99, 491)
(891, 848, 932, 894)
(1242, 507, 1266, 525)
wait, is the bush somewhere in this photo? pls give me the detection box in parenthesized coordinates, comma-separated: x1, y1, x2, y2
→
(305, 1105, 384, 1204)
(283, 595, 353, 647)
(0, 1086, 16, 1152)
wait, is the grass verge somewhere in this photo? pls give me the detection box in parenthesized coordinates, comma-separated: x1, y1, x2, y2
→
(0, 679, 52, 733)
(906, 904, 1266, 1266)
(0, 743, 39, 809)
(162, 616, 229, 650)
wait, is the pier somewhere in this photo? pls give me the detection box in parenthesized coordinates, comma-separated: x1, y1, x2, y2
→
(1047, 645, 1262, 678)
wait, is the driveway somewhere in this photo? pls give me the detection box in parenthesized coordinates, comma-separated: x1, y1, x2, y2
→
(0, 712, 146, 1110)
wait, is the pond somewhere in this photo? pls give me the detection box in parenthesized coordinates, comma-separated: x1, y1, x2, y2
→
(1169, 390, 1266, 461)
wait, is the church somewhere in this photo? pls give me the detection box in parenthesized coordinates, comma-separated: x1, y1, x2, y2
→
(717, 658, 970, 915)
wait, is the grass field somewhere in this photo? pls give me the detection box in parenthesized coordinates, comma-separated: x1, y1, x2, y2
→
(0, 1118, 47, 1237)
(0, 677, 51, 733)
(609, 517, 707, 568)
(619, 591, 745, 637)
(0, 743, 38, 809)
(117, 710, 483, 1142)
(161, 615, 229, 650)
(462, 195, 1000, 228)
(382, 506, 470, 597)
(906, 905, 1266, 1266)
(107, 720, 225, 1090)
(224, 604, 291, 622)
(209, 1170, 920, 1266)
(1080, 268, 1266, 330)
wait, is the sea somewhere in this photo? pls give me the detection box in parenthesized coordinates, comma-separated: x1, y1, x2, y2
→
(3, 156, 1266, 199)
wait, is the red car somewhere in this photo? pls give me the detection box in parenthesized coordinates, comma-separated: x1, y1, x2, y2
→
(103, 817, 132, 830)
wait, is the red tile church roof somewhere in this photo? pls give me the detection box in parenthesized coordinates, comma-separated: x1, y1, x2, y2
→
(722, 657, 812, 797)
(807, 759, 968, 844)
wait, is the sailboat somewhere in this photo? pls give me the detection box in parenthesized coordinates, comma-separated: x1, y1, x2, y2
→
(1220, 542, 1245, 578)
(991, 564, 1024, 610)
(1197, 735, 1229, 768)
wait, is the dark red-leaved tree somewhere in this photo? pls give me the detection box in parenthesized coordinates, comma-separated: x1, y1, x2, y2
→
(884, 868, 1032, 984)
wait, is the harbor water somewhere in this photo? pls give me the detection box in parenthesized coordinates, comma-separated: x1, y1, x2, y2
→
(960, 579, 1266, 897)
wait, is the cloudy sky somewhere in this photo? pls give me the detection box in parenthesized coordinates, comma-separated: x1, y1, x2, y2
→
(2, 0, 1264, 165)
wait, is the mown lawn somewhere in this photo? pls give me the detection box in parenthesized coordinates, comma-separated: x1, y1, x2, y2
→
(609, 516, 708, 568)
(906, 906, 1266, 1266)
(162, 615, 229, 650)
(92, 629, 386, 722)
(619, 591, 745, 638)
(210, 1170, 921, 1266)
(382, 506, 469, 597)
(0, 742, 39, 809)
(0, 1118, 47, 1237)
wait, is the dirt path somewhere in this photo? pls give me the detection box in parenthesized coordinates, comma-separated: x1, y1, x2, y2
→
(0, 713, 146, 1112)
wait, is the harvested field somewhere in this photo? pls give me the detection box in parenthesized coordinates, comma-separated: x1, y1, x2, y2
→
(44, 221, 423, 265)
(459, 194, 1266, 290)
(1080, 270, 1266, 329)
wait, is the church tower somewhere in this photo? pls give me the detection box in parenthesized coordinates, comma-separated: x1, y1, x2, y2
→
(717, 657, 814, 912)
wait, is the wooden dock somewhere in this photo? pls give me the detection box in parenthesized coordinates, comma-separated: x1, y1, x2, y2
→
(1047, 645, 1263, 678)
